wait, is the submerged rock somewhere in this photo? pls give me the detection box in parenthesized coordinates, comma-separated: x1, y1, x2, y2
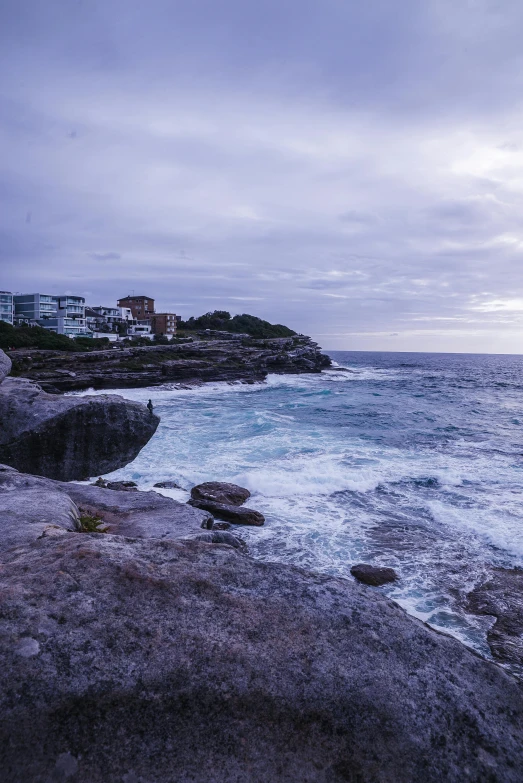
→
(0, 378, 159, 481)
(350, 563, 398, 586)
(189, 498, 265, 526)
(190, 481, 251, 506)
(153, 480, 182, 489)
(466, 567, 523, 676)
(1, 532, 522, 782)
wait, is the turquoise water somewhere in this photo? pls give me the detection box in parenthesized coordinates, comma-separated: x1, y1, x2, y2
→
(80, 351, 523, 658)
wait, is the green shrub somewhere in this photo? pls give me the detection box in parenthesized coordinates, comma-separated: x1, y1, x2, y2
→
(77, 513, 108, 533)
(0, 321, 81, 352)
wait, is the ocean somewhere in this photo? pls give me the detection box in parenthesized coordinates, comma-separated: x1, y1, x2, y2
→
(81, 351, 523, 659)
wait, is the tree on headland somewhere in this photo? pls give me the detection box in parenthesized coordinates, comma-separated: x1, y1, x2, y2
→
(178, 311, 296, 339)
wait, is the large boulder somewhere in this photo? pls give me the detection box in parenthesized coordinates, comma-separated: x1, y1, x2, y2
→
(0, 532, 522, 782)
(0, 378, 160, 481)
(190, 481, 251, 506)
(0, 349, 11, 384)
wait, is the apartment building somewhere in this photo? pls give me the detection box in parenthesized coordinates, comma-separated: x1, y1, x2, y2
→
(127, 322, 154, 339)
(149, 313, 177, 337)
(0, 291, 14, 325)
(14, 293, 57, 323)
(117, 295, 155, 320)
(91, 306, 121, 328)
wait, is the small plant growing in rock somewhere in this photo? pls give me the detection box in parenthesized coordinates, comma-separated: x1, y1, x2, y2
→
(77, 513, 108, 533)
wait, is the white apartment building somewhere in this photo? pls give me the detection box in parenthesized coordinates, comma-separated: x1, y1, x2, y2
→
(0, 291, 14, 325)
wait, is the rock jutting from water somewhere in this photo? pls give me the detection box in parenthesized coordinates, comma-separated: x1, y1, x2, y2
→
(6, 335, 332, 393)
(0, 374, 159, 481)
(350, 563, 399, 586)
(189, 497, 265, 526)
(189, 481, 264, 526)
(190, 481, 251, 505)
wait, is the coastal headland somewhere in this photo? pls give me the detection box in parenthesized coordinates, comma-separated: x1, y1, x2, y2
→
(6, 333, 332, 392)
(1, 347, 523, 781)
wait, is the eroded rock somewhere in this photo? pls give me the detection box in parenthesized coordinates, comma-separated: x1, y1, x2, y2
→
(0, 378, 159, 481)
(190, 481, 251, 506)
(350, 563, 398, 586)
(153, 480, 182, 489)
(466, 568, 523, 676)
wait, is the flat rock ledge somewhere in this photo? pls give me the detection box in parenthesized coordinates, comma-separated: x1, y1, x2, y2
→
(0, 377, 159, 481)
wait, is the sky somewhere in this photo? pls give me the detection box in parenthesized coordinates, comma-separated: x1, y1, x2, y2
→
(2, 0, 523, 352)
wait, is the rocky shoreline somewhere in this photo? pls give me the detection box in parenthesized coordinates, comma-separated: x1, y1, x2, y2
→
(7, 334, 332, 393)
(1, 348, 523, 781)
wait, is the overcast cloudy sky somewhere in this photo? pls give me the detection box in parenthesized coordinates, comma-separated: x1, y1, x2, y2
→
(2, 0, 523, 351)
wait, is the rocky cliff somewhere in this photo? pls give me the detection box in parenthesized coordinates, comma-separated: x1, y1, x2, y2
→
(7, 335, 332, 392)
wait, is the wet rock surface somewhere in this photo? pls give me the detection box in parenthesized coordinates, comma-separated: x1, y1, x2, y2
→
(350, 563, 399, 586)
(189, 497, 265, 526)
(153, 480, 182, 489)
(1, 530, 522, 782)
(0, 378, 159, 481)
(190, 481, 251, 506)
(7, 336, 332, 392)
(466, 568, 523, 677)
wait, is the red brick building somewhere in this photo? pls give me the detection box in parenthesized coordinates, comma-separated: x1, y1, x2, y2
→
(149, 313, 177, 337)
(117, 295, 155, 320)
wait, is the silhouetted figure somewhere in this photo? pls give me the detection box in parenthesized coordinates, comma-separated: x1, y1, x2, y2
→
(147, 399, 154, 415)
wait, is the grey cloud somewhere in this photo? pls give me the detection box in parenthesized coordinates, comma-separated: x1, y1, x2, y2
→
(90, 252, 121, 261)
(2, 0, 523, 350)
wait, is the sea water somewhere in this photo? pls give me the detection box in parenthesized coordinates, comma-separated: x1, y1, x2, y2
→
(79, 351, 523, 658)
